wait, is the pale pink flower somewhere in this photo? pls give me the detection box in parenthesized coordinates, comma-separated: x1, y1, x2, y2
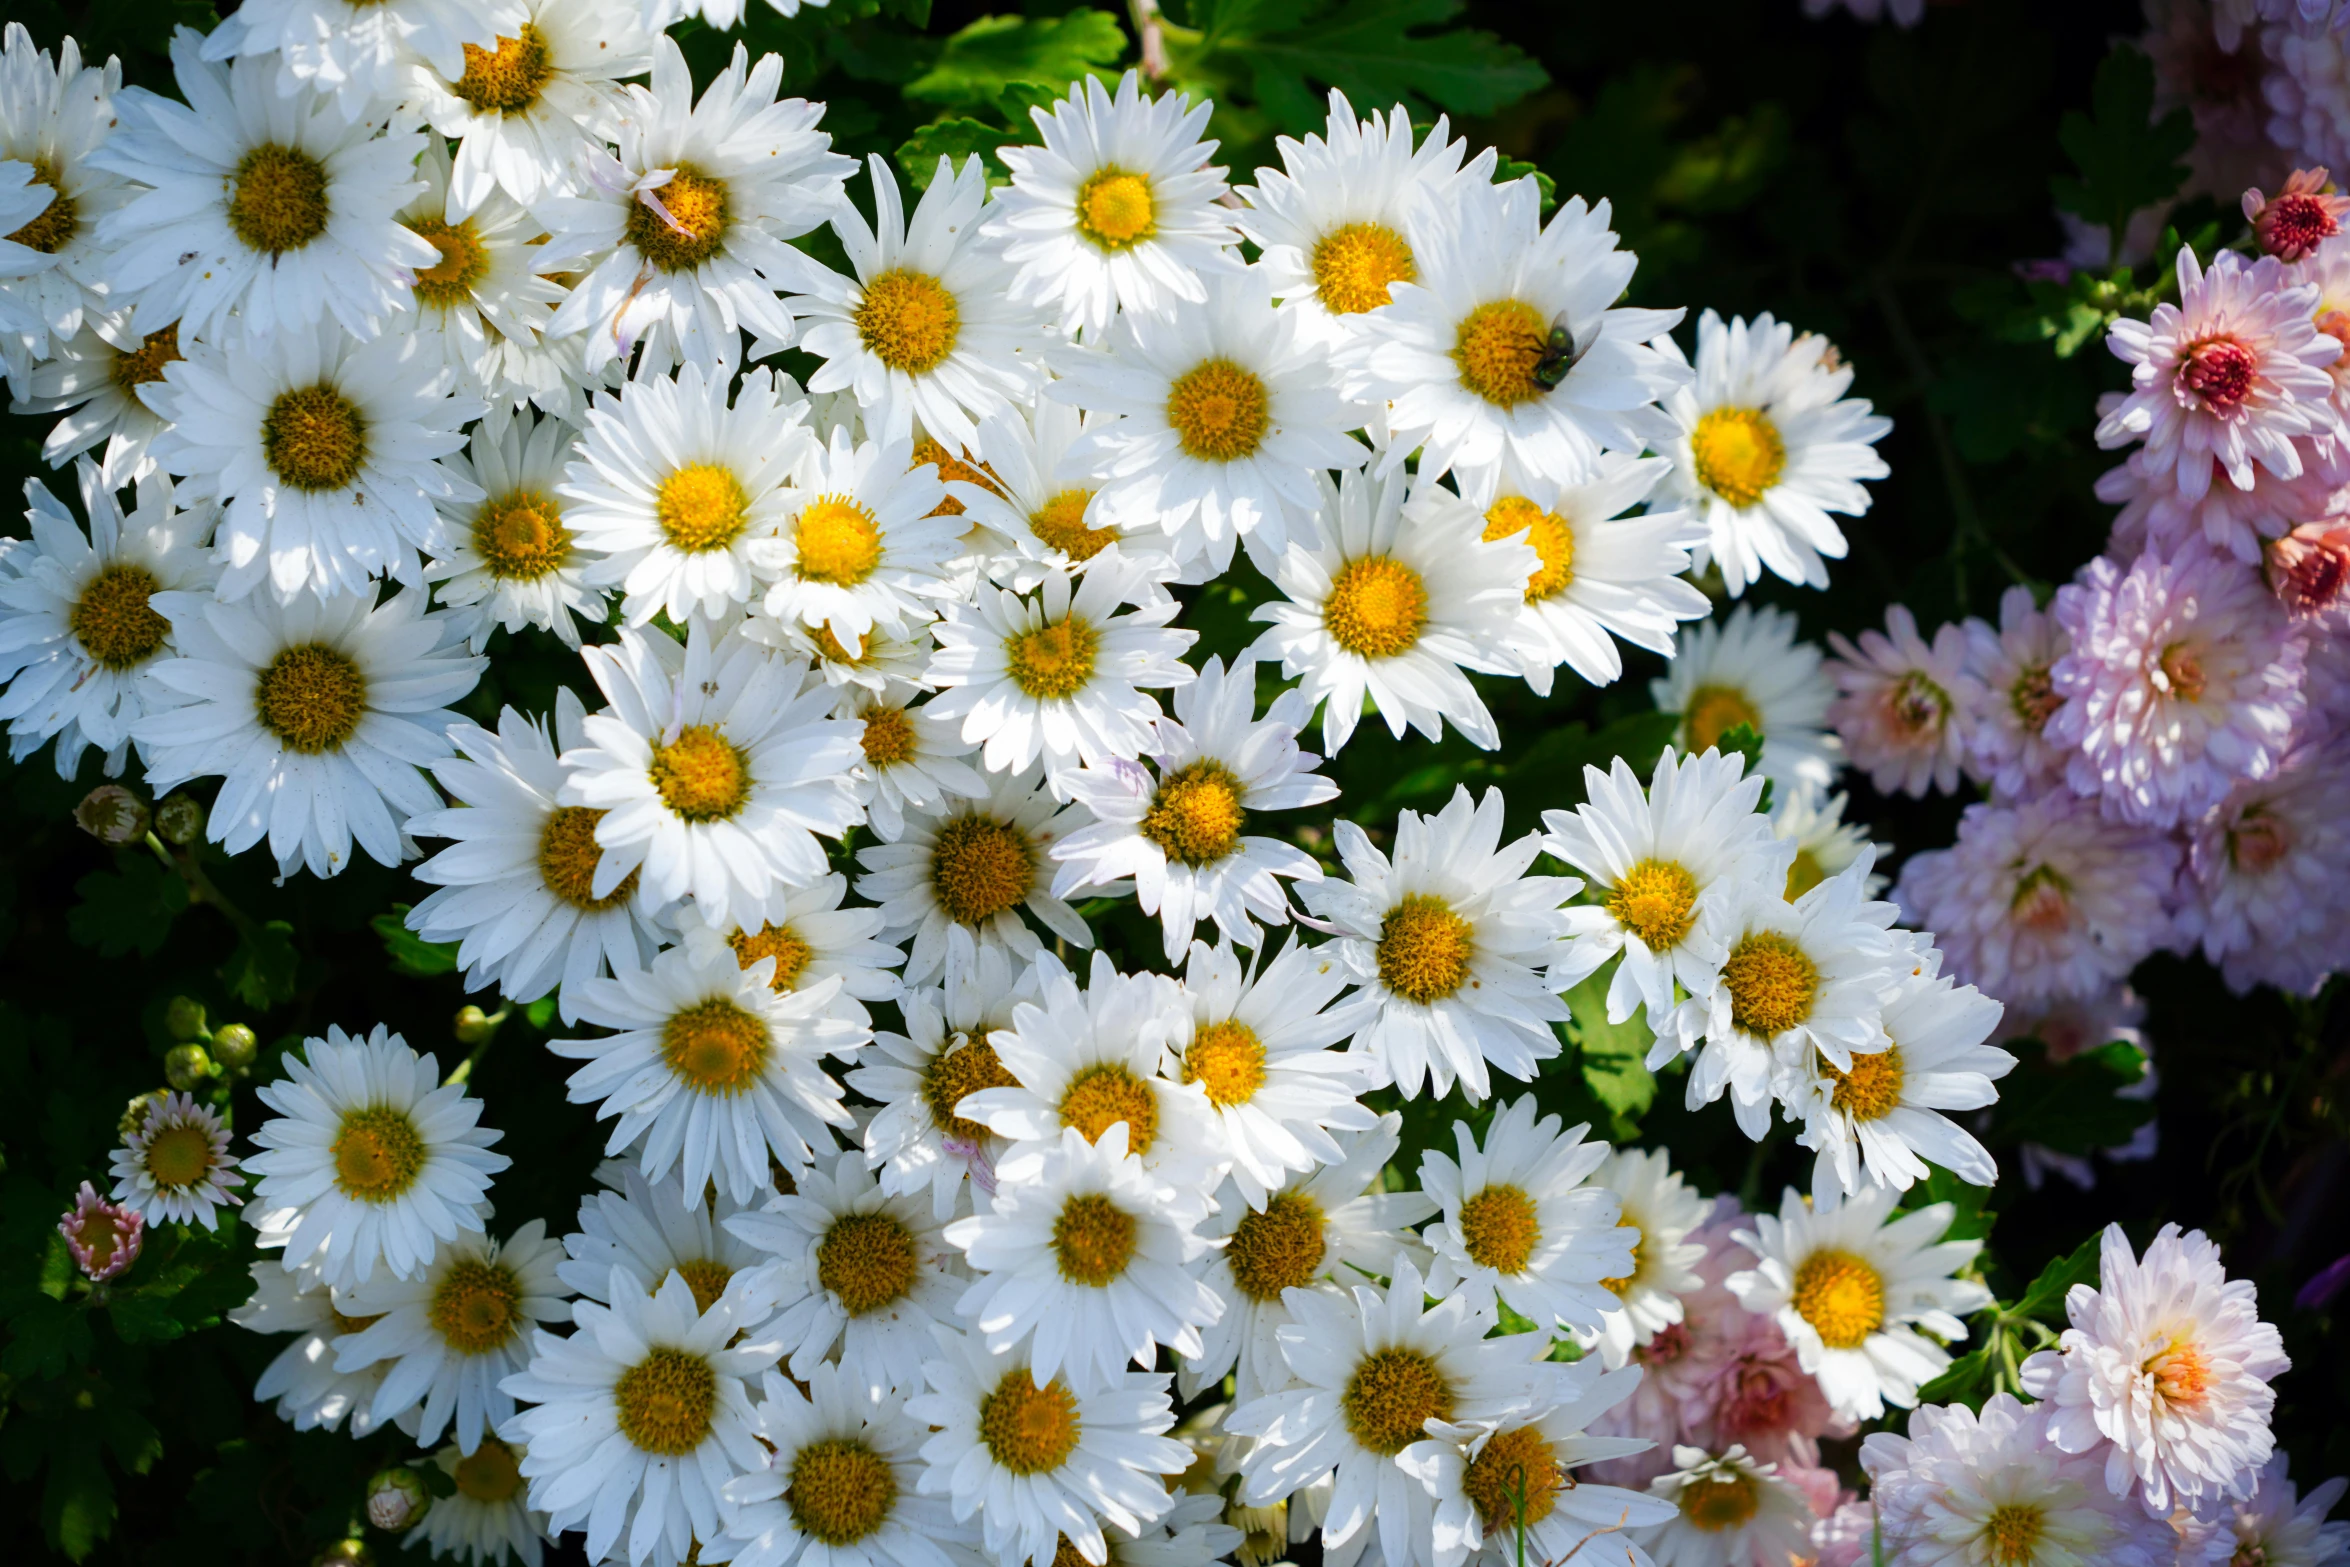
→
(1687, 1304, 1849, 1479)
(1825, 605, 1976, 797)
(1809, 1498, 1878, 1567)
(2224, 1455, 2350, 1567)
(1960, 585, 2070, 798)
(2097, 443, 2346, 563)
(1584, 1198, 1749, 1492)
(59, 1180, 144, 1281)
(2247, 167, 2350, 259)
(2147, 0, 2291, 203)
(2262, 25, 2350, 176)
(2179, 739, 2350, 993)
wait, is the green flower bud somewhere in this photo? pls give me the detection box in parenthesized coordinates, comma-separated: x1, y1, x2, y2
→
(118, 1090, 169, 1139)
(162, 1043, 213, 1091)
(153, 792, 205, 845)
(164, 996, 208, 1041)
(365, 1467, 430, 1532)
(210, 1023, 259, 1070)
(453, 1006, 500, 1046)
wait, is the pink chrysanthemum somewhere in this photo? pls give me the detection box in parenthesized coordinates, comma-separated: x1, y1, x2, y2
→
(1687, 1299, 1849, 1479)
(2248, 167, 2350, 260)
(2019, 1223, 2290, 1518)
(1960, 585, 2071, 798)
(2048, 545, 2308, 827)
(2095, 247, 2341, 501)
(1584, 1198, 1748, 1493)
(2179, 740, 2350, 993)
(1825, 605, 1977, 797)
(1895, 789, 2179, 1011)
(59, 1180, 144, 1281)
(2225, 1455, 2350, 1567)
(2096, 443, 2346, 563)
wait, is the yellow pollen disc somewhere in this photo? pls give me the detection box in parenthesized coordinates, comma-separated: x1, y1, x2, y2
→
(1454, 299, 1551, 407)
(854, 268, 961, 373)
(655, 462, 749, 554)
(452, 26, 554, 115)
(626, 164, 730, 272)
(1791, 1249, 1886, 1349)
(70, 563, 169, 670)
(1182, 1019, 1267, 1108)
(1074, 167, 1155, 251)
(859, 704, 917, 769)
(649, 724, 751, 822)
(331, 1306, 385, 1336)
(2010, 665, 2060, 733)
(1311, 221, 1415, 315)
(1342, 1347, 1457, 1456)
(5, 156, 76, 253)
(453, 1440, 524, 1504)
(1606, 858, 1699, 952)
(1682, 1471, 1760, 1532)
(794, 495, 885, 586)
(1690, 407, 1787, 508)
(669, 1258, 734, 1316)
(228, 144, 331, 255)
(1029, 488, 1115, 561)
(1376, 893, 1475, 1005)
(614, 1347, 717, 1456)
(1985, 1502, 2045, 1567)
(142, 1123, 217, 1190)
(1463, 1425, 1562, 1532)
(2146, 1336, 2215, 1408)
(110, 323, 182, 394)
(923, 1038, 1019, 1142)
(1482, 494, 1576, 601)
(1226, 1192, 1326, 1301)
(910, 436, 1001, 516)
(1682, 684, 1764, 754)
(1457, 1183, 1542, 1277)
(405, 216, 491, 309)
(428, 1258, 523, 1354)
(538, 805, 637, 912)
(1052, 1192, 1138, 1287)
(730, 921, 814, 992)
(978, 1370, 1082, 1475)
(331, 1106, 427, 1202)
(257, 643, 367, 755)
(1825, 1045, 1904, 1122)
(817, 1210, 921, 1316)
(472, 489, 570, 579)
(262, 384, 368, 492)
(927, 815, 1036, 926)
(787, 1437, 898, 1546)
(1043, 1538, 1090, 1567)
(1141, 759, 1247, 866)
(1722, 930, 1820, 1039)
(1785, 849, 1827, 901)
(1322, 554, 1429, 660)
(660, 998, 769, 1096)
(1599, 1235, 1646, 1297)
(1004, 614, 1100, 701)
(1165, 358, 1271, 463)
(1058, 1062, 1158, 1156)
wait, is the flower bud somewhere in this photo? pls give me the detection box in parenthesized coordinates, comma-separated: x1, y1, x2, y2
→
(118, 1090, 168, 1139)
(312, 1540, 374, 1567)
(163, 1043, 214, 1091)
(164, 996, 209, 1041)
(452, 1006, 500, 1045)
(365, 1467, 431, 1532)
(59, 1182, 144, 1281)
(153, 791, 205, 846)
(210, 1022, 259, 1070)
(74, 785, 148, 846)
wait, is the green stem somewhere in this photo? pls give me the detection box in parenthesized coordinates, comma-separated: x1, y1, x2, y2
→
(147, 832, 258, 939)
(447, 1008, 510, 1087)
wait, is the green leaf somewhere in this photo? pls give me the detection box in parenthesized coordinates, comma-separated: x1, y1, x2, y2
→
(1223, 0, 1546, 129)
(65, 859, 187, 959)
(1710, 722, 1771, 813)
(1986, 1038, 2155, 1156)
(903, 9, 1128, 108)
(1562, 963, 1657, 1130)
(897, 120, 1015, 189)
(1, 1295, 93, 1380)
(373, 906, 459, 978)
(2013, 1233, 2101, 1325)
(1492, 153, 1557, 214)
(1912, 1338, 1997, 1411)
(1915, 1162, 1996, 1245)
(46, 1437, 115, 1563)
(219, 920, 300, 1010)
(1504, 709, 1680, 834)
(2049, 46, 2192, 246)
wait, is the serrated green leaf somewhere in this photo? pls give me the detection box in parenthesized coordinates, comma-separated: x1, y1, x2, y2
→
(2013, 1233, 2100, 1325)
(47, 1437, 115, 1563)
(904, 9, 1128, 109)
(1561, 964, 1657, 1129)
(220, 920, 299, 1010)
(1492, 154, 1557, 214)
(1986, 1038, 2154, 1156)
(897, 121, 1014, 189)
(373, 907, 459, 979)
(2049, 46, 2191, 246)
(2, 1295, 93, 1380)
(66, 858, 187, 960)
(1912, 1338, 1998, 1411)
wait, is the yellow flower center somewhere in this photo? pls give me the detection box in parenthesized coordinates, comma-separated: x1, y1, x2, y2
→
(142, 1123, 217, 1190)
(793, 495, 885, 586)
(1140, 759, 1247, 866)
(660, 998, 769, 1096)
(1722, 930, 1819, 1039)
(110, 324, 182, 394)
(1226, 1191, 1327, 1301)
(787, 1437, 898, 1546)
(1165, 359, 1270, 463)
(1690, 408, 1787, 508)
(655, 462, 749, 554)
(911, 436, 1000, 516)
(262, 384, 368, 492)
(70, 563, 169, 671)
(1058, 1062, 1159, 1155)
(537, 805, 637, 912)
(1458, 1183, 1542, 1276)
(1028, 488, 1115, 561)
(1376, 893, 1474, 1005)
(626, 164, 730, 272)
(1482, 494, 1576, 601)
(1342, 1347, 1456, 1456)
(2145, 1335, 2215, 1409)
(257, 643, 367, 754)
(1454, 299, 1550, 407)
(472, 489, 570, 579)
(1310, 221, 1415, 315)
(1786, 849, 1828, 901)
(1052, 1192, 1138, 1287)
(614, 1347, 716, 1455)
(859, 704, 917, 768)
(669, 1258, 734, 1316)
(453, 1440, 524, 1504)
(1985, 1503, 2045, 1567)
(649, 724, 751, 822)
(331, 1107, 426, 1202)
(1682, 1470, 1760, 1531)
(1599, 1235, 1646, 1297)
(978, 1370, 1082, 1474)
(452, 26, 554, 115)
(1074, 167, 1154, 251)
(6, 156, 76, 253)
(854, 268, 961, 374)
(927, 816, 1036, 926)
(1683, 683, 1763, 754)
(1825, 1045, 1904, 1122)
(1004, 614, 1100, 701)
(1606, 858, 1699, 952)
(923, 1038, 1019, 1143)
(228, 144, 331, 255)
(1322, 555, 1428, 660)
(1182, 1019, 1267, 1108)
(1463, 1425, 1562, 1532)
(730, 921, 814, 992)
(428, 1258, 523, 1354)
(2158, 639, 2208, 703)
(1791, 1249, 1886, 1349)
(405, 215, 491, 310)
(817, 1210, 921, 1316)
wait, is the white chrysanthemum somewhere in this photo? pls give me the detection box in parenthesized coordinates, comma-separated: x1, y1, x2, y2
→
(406, 692, 663, 1025)
(748, 430, 961, 656)
(245, 1024, 509, 1289)
(560, 622, 863, 929)
(0, 465, 216, 779)
(768, 612, 939, 706)
(1583, 1147, 1710, 1368)
(1301, 785, 1582, 1102)
(201, 0, 512, 120)
(2225, 1456, 2350, 1567)
(229, 1254, 396, 1435)
(1645, 311, 1891, 595)
(149, 320, 480, 603)
(425, 404, 608, 652)
(0, 25, 130, 377)
(557, 1159, 774, 1319)
(1249, 468, 1533, 756)
(724, 1149, 963, 1396)
(2018, 1222, 2291, 1516)
(670, 872, 903, 1024)
(1542, 745, 1793, 1037)
(6, 312, 179, 489)
(136, 586, 484, 878)
(92, 30, 436, 342)
(846, 690, 987, 844)
(985, 70, 1241, 336)
(1960, 583, 2071, 799)
(553, 939, 863, 1203)
(1636, 1445, 1818, 1567)
(1651, 603, 1844, 811)
(952, 399, 1150, 588)
(108, 1091, 243, 1230)
(335, 1220, 571, 1453)
(537, 38, 852, 375)
(500, 1270, 781, 1567)
(394, 140, 576, 417)
(1773, 788, 1885, 901)
(560, 363, 815, 626)
(1052, 269, 1368, 574)
(406, 1438, 547, 1567)
(1420, 1094, 1633, 1334)
(903, 1327, 1192, 1567)
(787, 153, 1044, 455)
(1826, 604, 1978, 798)
(1728, 1183, 1991, 1422)
(1335, 174, 1689, 483)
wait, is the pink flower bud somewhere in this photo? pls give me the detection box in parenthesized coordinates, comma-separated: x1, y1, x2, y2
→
(59, 1181, 144, 1281)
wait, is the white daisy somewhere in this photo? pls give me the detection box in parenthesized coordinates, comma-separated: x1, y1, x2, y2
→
(985, 70, 1242, 337)
(406, 1438, 547, 1567)
(394, 139, 575, 416)
(136, 586, 484, 879)
(229, 1254, 396, 1435)
(846, 689, 988, 844)
(1300, 785, 1582, 1102)
(108, 1090, 243, 1230)
(1583, 1147, 1711, 1368)
(0, 24, 131, 377)
(149, 320, 482, 603)
(559, 1162, 775, 1332)
(200, 0, 513, 122)
(953, 399, 1152, 589)
(0, 464, 215, 779)
(1651, 603, 1844, 810)
(537, 37, 852, 375)
(2224, 1456, 2350, 1567)
(767, 613, 938, 707)
(1096, 1491, 1245, 1567)
(1636, 1445, 1818, 1567)
(553, 938, 864, 1203)
(244, 1024, 510, 1289)
(748, 429, 962, 656)
(670, 872, 904, 1020)
(425, 403, 608, 652)
(1727, 1183, 1992, 1422)
(1645, 311, 1892, 595)
(92, 29, 436, 342)
(1772, 788, 1884, 901)
(6, 311, 179, 489)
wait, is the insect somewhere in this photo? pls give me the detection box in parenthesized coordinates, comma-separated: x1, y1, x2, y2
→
(1532, 320, 1589, 391)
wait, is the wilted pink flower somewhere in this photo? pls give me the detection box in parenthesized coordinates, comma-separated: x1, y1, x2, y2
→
(2246, 167, 2350, 260)
(1960, 585, 2070, 798)
(2265, 516, 2350, 618)
(59, 1180, 144, 1281)
(2179, 740, 2350, 993)
(1826, 605, 1977, 797)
